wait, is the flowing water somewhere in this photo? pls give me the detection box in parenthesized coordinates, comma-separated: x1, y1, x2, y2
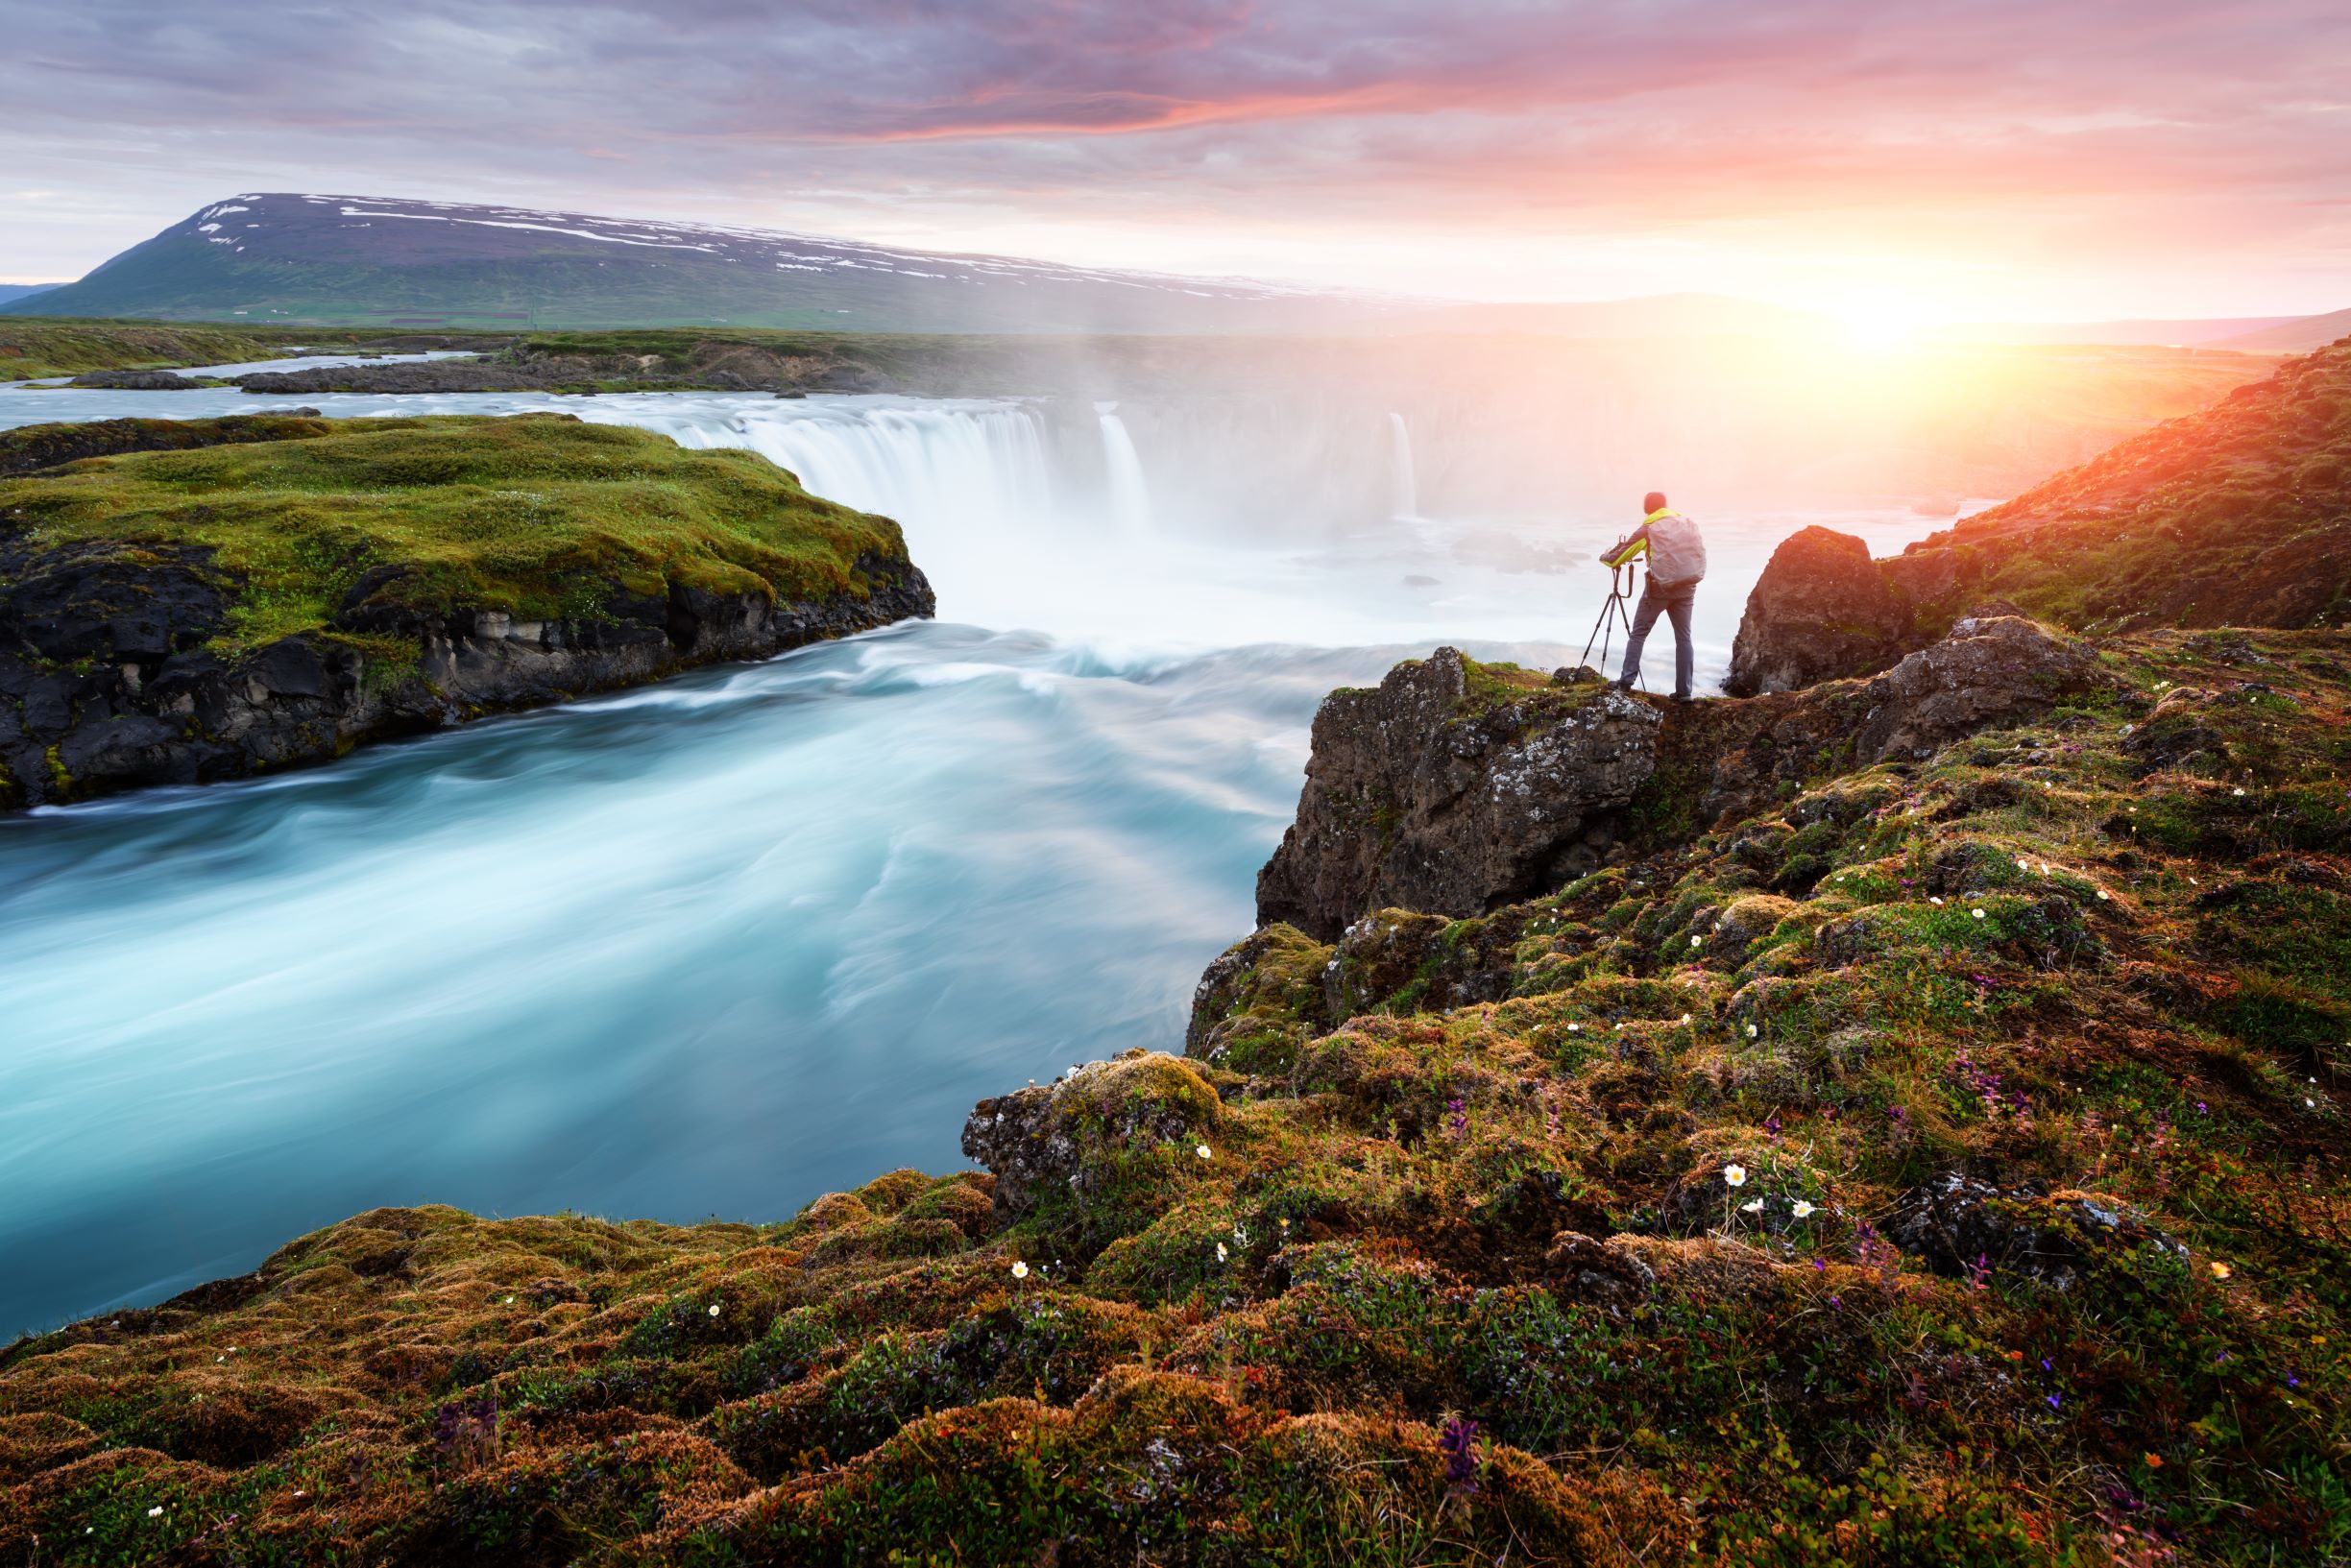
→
(0, 381, 1956, 1334)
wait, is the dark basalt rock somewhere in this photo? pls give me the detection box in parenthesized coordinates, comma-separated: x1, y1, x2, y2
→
(1255, 648, 1660, 941)
(63, 369, 206, 390)
(1725, 526, 1917, 696)
(1726, 525, 2008, 696)
(1851, 615, 2103, 762)
(0, 540, 933, 812)
(1884, 1172, 2183, 1291)
(1239, 616, 2109, 958)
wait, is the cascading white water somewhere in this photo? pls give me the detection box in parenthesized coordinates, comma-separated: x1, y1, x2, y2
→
(1388, 411, 1419, 521)
(1097, 408, 1154, 538)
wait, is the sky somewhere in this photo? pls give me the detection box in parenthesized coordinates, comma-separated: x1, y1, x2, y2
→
(1, 0, 2347, 321)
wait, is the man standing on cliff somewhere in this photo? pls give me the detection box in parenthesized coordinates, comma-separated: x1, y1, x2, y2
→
(1601, 492, 1708, 701)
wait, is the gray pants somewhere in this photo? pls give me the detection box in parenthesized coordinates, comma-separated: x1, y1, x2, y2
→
(1619, 577, 1697, 699)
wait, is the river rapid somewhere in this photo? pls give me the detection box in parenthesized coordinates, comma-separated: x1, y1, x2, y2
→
(0, 374, 1954, 1333)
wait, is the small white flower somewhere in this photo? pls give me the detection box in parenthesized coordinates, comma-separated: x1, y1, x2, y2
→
(1929, 896, 1945, 905)
(1745, 1023, 1758, 1039)
(1011, 1260, 1030, 1279)
(1740, 1198, 1763, 1215)
(1216, 1242, 1230, 1263)
(1972, 908, 1986, 919)
(1567, 1023, 1581, 1032)
(2016, 857, 2029, 870)
(708, 1303, 721, 1317)
(1680, 1013, 1692, 1025)
(1792, 1200, 1816, 1219)
(2233, 787, 2245, 797)
(149, 1507, 164, 1518)
(2096, 890, 2110, 901)
(1196, 1144, 1213, 1160)
(504, 1295, 515, 1305)
(1723, 1163, 1748, 1188)
(1689, 934, 1703, 948)
(2308, 1098, 2317, 1109)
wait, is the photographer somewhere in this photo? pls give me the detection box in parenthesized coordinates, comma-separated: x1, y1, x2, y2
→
(1600, 492, 1708, 702)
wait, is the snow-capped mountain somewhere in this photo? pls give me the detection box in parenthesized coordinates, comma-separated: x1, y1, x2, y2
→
(4, 193, 1396, 332)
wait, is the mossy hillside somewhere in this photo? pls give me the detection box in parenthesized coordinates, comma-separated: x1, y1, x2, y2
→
(1929, 338, 2351, 634)
(0, 414, 910, 653)
(3, 628, 2344, 1563)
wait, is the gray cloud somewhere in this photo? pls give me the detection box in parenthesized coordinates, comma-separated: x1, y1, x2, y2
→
(1, 0, 2345, 313)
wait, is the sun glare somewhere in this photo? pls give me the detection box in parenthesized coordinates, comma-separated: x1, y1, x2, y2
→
(1835, 305, 1922, 353)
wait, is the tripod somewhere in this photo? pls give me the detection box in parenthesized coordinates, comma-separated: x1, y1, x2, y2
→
(1580, 558, 1646, 690)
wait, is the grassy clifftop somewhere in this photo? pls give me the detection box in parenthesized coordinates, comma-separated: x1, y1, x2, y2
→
(1927, 338, 2351, 633)
(4, 632, 2343, 1563)
(0, 413, 909, 653)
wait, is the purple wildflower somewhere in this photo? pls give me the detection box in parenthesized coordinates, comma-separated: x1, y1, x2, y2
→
(1447, 1097, 1468, 1137)
(1440, 1415, 1481, 1495)
(2047, 1392, 2062, 1410)
(432, 1394, 500, 1469)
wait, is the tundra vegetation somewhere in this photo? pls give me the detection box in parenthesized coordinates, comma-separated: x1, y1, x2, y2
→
(2, 622, 2345, 1564)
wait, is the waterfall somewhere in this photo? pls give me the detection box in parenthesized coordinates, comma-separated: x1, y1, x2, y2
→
(1097, 410, 1153, 538)
(679, 404, 1056, 539)
(1387, 411, 1418, 520)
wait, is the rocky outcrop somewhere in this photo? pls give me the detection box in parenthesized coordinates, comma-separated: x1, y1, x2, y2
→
(1724, 526, 1917, 695)
(1663, 615, 2106, 832)
(1851, 615, 2100, 761)
(64, 369, 210, 390)
(0, 412, 327, 477)
(1883, 1173, 2184, 1291)
(1724, 525, 2000, 695)
(0, 543, 933, 811)
(1244, 621, 2107, 949)
(1255, 649, 1660, 940)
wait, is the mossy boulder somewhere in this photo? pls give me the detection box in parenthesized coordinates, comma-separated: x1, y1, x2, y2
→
(960, 1050, 1225, 1242)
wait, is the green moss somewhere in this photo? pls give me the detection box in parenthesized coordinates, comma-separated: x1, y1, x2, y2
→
(0, 413, 908, 656)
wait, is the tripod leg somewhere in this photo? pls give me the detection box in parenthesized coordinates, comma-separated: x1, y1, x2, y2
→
(1580, 593, 1619, 669)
